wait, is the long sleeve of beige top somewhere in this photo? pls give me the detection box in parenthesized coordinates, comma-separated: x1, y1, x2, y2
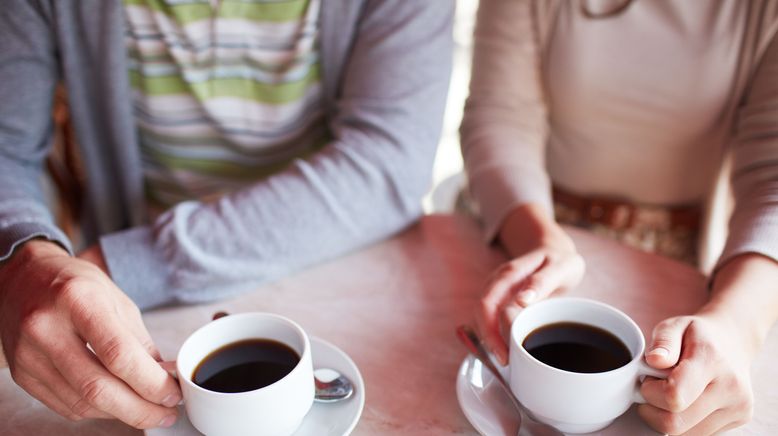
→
(725, 19, 778, 267)
(461, 0, 778, 268)
(460, 0, 551, 239)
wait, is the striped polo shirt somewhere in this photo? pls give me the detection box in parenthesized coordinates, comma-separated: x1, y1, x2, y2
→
(123, 0, 326, 208)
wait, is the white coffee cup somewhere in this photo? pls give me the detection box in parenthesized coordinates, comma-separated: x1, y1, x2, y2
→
(176, 313, 314, 436)
(509, 298, 666, 434)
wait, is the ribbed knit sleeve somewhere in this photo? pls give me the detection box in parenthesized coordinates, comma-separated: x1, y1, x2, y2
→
(460, 0, 552, 242)
(0, 1, 74, 262)
(718, 28, 778, 268)
(101, 2, 454, 309)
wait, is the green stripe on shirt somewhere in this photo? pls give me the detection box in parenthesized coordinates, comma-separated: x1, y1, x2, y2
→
(125, 0, 327, 209)
(128, 64, 320, 103)
(124, 0, 311, 24)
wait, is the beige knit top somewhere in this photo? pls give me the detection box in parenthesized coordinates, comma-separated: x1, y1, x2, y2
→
(461, 0, 778, 266)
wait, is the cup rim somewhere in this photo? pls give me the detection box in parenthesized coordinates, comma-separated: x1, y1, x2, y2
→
(510, 297, 646, 377)
(176, 312, 311, 396)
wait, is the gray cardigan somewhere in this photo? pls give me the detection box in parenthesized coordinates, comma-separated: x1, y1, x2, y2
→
(0, 0, 454, 309)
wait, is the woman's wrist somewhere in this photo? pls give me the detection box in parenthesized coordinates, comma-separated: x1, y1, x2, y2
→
(695, 302, 762, 361)
(698, 253, 778, 358)
(498, 203, 575, 258)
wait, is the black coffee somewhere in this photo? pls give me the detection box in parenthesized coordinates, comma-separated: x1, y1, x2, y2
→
(193, 339, 300, 393)
(522, 322, 631, 373)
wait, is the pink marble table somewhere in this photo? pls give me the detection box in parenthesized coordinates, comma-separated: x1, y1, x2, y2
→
(1, 214, 776, 435)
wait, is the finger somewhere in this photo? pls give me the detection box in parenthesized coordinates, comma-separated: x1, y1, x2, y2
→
(637, 382, 721, 434)
(475, 305, 509, 366)
(486, 299, 524, 365)
(48, 334, 178, 429)
(477, 252, 546, 365)
(482, 252, 547, 309)
(499, 300, 523, 344)
(159, 360, 177, 374)
(685, 408, 750, 436)
(515, 254, 584, 306)
(16, 345, 111, 419)
(646, 317, 692, 369)
(122, 304, 163, 362)
(11, 367, 84, 421)
(70, 298, 181, 407)
(640, 356, 714, 413)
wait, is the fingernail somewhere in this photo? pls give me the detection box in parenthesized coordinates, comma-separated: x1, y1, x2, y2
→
(162, 393, 182, 407)
(647, 347, 669, 358)
(499, 351, 509, 366)
(517, 289, 537, 305)
(159, 415, 177, 428)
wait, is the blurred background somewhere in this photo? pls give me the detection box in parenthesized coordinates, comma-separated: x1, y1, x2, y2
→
(423, 0, 477, 214)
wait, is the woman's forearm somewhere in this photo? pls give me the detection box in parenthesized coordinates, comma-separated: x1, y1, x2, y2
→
(700, 253, 778, 357)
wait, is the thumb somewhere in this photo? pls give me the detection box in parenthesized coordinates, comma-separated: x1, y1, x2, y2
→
(645, 316, 691, 369)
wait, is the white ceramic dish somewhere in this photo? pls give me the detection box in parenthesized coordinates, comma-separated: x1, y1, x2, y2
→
(146, 337, 364, 436)
(456, 354, 520, 436)
(456, 355, 659, 436)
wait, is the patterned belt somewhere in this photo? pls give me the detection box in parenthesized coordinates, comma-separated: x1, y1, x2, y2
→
(552, 186, 701, 265)
(552, 187, 701, 232)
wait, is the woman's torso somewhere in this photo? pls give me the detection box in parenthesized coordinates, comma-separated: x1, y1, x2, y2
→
(544, 0, 748, 206)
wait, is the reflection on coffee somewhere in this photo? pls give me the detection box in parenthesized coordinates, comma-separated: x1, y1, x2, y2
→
(193, 339, 300, 393)
(522, 322, 631, 373)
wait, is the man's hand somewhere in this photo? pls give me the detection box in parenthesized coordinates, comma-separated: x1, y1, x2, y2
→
(78, 244, 109, 274)
(0, 240, 180, 429)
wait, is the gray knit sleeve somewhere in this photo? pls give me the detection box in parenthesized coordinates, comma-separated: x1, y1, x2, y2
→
(100, 2, 454, 309)
(0, 1, 73, 263)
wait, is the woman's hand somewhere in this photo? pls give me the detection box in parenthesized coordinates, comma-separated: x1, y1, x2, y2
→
(475, 204, 585, 365)
(639, 253, 778, 435)
(639, 313, 755, 435)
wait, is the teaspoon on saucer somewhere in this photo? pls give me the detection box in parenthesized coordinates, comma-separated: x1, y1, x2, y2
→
(314, 368, 354, 403)
(456, 325, 562, 436)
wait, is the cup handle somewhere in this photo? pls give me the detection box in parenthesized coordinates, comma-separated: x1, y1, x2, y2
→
(632, 360, 670, 404)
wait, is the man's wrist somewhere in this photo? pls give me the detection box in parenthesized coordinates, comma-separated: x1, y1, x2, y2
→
(78, 244, 109, 275)
(0, 239, 69, 275)
(15, 239, 69, 260)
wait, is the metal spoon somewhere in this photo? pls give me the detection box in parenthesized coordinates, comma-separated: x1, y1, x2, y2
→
(456, 325, 562, 436)
(314, 368, 354, 403)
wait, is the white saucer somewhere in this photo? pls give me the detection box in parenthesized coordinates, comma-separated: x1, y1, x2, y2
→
(456, 354, 520, 436)
(147, 337, 365, 436)
(455, 355, 660, 436)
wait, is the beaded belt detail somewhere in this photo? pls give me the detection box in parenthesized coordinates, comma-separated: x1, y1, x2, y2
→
(552, 187, 701, 265)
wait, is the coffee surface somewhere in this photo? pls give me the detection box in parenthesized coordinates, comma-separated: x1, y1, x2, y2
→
(522, 322, 632, 373)
(193, 339, 300, 393)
